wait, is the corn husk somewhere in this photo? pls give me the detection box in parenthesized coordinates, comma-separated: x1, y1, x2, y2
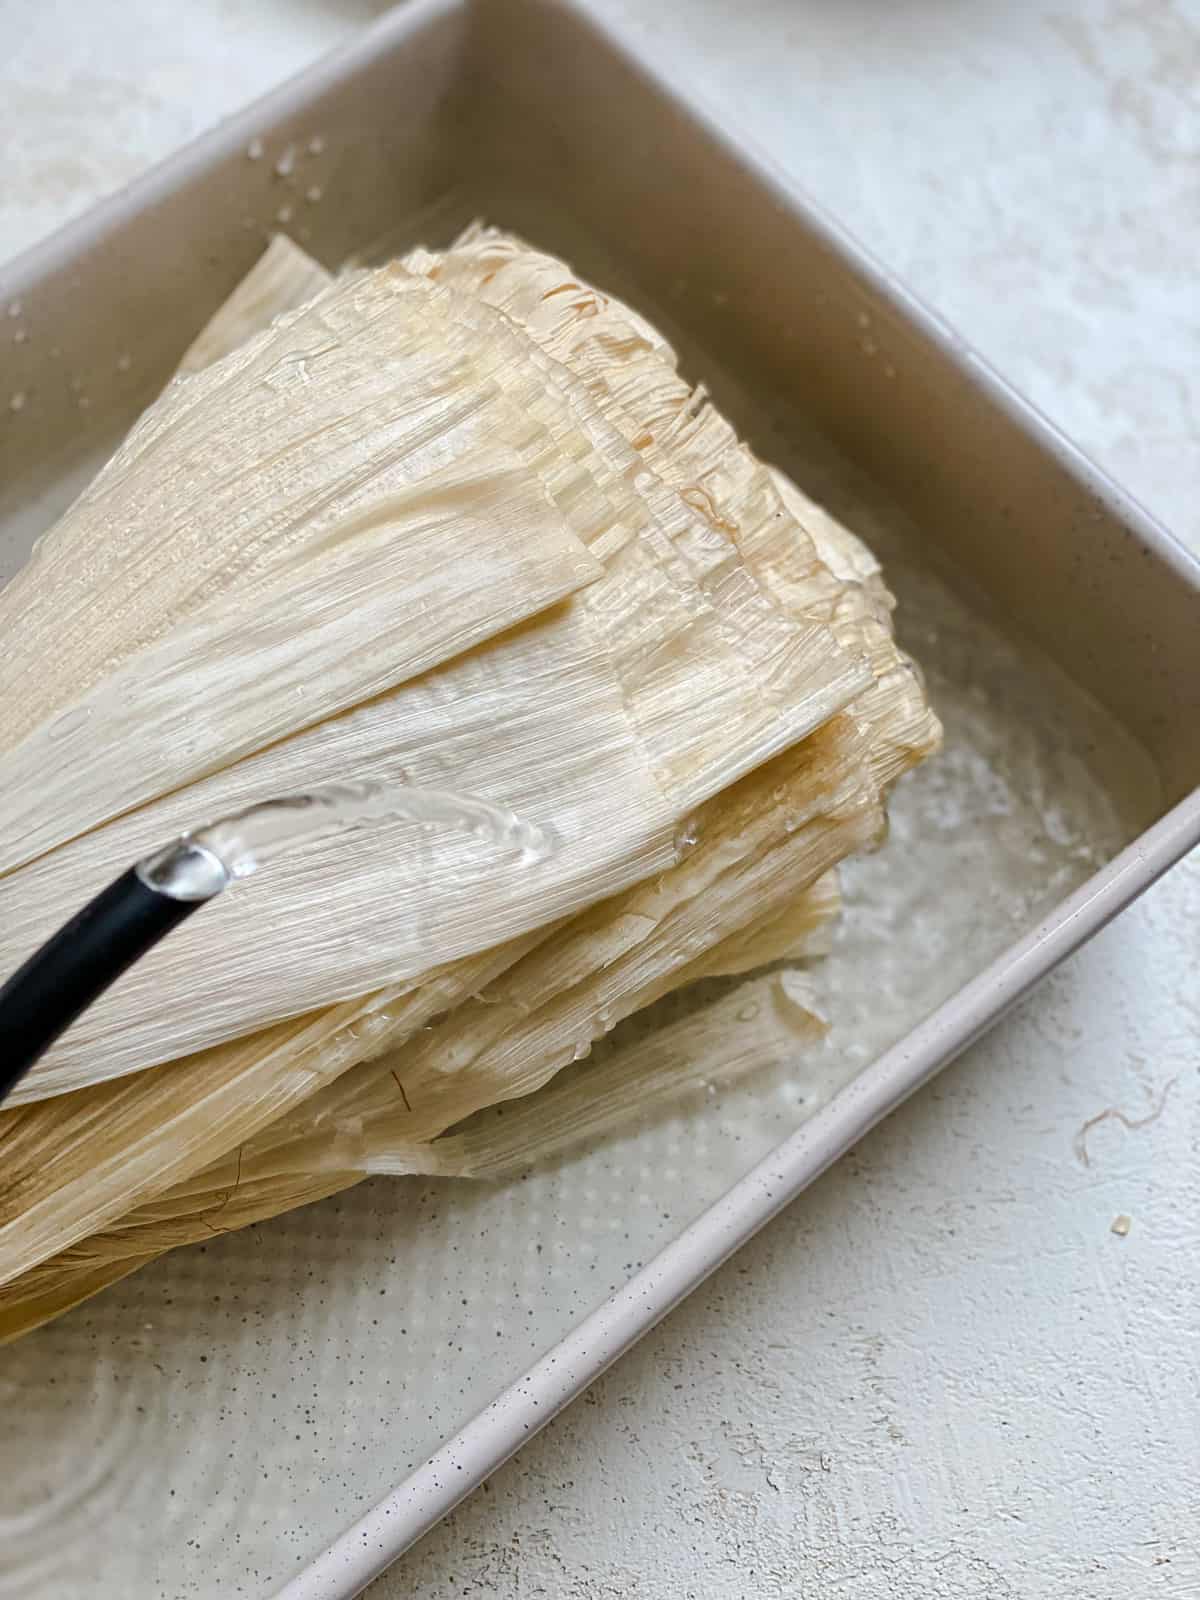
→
(0, 230, 940, 1336)
(412, 228, 939, 786)
(355, 721, 883, 1127)
(0, 471, 605, 874)
(0, 716, 877, 1294)
(0, 971, 823, 1341)
(683, 869, 841, 975)
(1, 265, 868, 1100)
(0, 238, 872, 1276)
(0, 939, 532, 1289)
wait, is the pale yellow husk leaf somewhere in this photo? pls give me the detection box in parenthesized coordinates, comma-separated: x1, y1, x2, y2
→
(0, 971, 823, 1342)
(0, 237, 871, 1282)
(0, 231, 939, 1335)
(1, 264, 868, 1101)
(687, 869, 842, 975)
(0, 470, 604, 874)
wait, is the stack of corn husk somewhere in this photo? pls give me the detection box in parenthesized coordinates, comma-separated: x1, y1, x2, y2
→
(0, 229, 939, 1340)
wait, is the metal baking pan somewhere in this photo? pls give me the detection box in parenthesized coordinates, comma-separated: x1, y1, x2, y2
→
(1, 2, 1197, 1595)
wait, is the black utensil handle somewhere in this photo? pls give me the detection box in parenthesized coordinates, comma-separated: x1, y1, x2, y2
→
(0, 870, 202, 1104)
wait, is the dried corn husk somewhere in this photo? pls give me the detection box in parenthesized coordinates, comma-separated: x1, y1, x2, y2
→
(0, 239, 873, 1276)
(413, 228, 939, 786)
(684, 869, 842, 975)
(357, 722, 883, 1126)
(0, 471, 604, 873)
(0, 938, 533, 1288)
(0, 971, 822, 1342)
(1, 265, 869, 1100)
(0, 718, 877, 1293)
(0, 230, 940, 1336)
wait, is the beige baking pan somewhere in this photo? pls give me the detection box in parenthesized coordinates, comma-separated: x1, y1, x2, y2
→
(0, 3, 1197, 1596)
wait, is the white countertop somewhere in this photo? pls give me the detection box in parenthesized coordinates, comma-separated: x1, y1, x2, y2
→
(3, 2, 1196, 1595)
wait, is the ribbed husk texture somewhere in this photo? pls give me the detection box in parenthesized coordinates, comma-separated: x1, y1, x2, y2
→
(0, 229, 940, 1339)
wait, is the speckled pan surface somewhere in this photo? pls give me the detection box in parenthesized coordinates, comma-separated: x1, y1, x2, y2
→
(0, 4, 1197, 1597)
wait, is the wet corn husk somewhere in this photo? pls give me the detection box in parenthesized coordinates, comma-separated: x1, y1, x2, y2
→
(0, 229, 940, 1339)
(0, 971, 824, 1341)
(1, 265, 867, 1099)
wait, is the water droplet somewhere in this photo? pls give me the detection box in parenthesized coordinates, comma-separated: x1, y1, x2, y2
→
(883, 363, 896, 380)
(572, 1039, 591, 1061)
(116, 352, 132, 372)
(860, 337, 877, 356)
(275, 144, 296, 178)
(9, 391, 26, 412)
(247, 138, 264, 161)
(856, 309, 871, 328)
(265, 351, 311, 388)
(69, 376, 84, 393)
(305, 185, 323, 204)
(736, 1002, 760, 1023)
(307, 134, 325, 155)
(276, 204, 294, 224)
(78, 395, 91, 410)
(675, 817, 700, 855)
(48, 705, 91, 740)
(439, 1038, 476, 1072)
(13, 328, 28, 345)
(7, 300, 22, 319)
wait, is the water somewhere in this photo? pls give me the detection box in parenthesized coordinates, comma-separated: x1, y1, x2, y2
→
(674, 817, 700, 855)
(188, 779, 556, 885)
(0, 1341, 166, 1597)
(0, 206, 1170, 1595)
(46, 705, 92, 741)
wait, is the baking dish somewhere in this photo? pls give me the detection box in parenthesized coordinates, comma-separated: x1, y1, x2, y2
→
(0, 3, 1196, 1595)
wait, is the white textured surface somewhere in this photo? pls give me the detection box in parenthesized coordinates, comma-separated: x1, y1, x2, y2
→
(0, 3, 1197, 1597)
